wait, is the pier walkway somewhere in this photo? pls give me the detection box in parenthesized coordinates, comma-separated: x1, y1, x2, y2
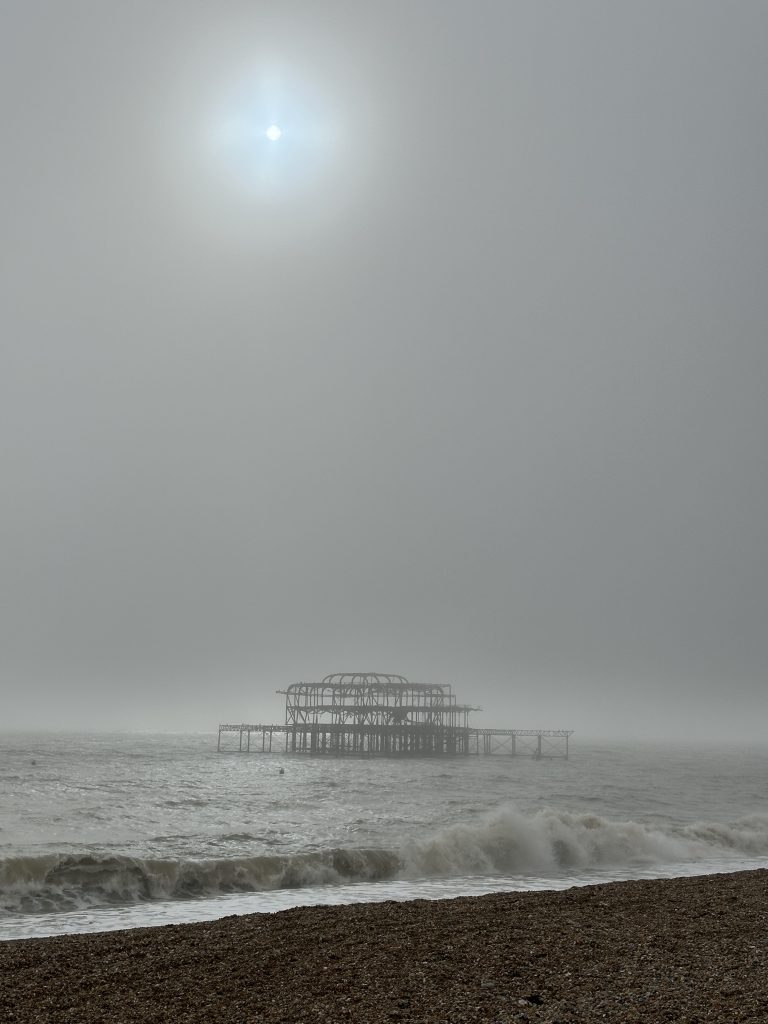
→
(218, 672, 572, 759)
(217, 723, 573, 759)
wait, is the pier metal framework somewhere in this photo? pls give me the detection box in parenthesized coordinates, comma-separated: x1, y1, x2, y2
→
(279, 672, 477, 755)
(218, 672, 573, 758)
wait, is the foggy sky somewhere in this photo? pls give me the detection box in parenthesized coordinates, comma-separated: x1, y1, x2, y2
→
(2, 1, 767, 740)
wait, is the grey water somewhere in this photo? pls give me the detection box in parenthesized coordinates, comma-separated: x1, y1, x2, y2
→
(2, 732, 767, 940)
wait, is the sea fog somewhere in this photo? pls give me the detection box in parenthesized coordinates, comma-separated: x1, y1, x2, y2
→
(2, 732, 767, 940)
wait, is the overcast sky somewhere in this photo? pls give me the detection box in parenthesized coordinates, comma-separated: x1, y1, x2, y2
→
(2, 1, 767, 739)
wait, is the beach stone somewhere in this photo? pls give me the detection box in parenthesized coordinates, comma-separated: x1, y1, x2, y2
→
(2, 870, 768, 1023)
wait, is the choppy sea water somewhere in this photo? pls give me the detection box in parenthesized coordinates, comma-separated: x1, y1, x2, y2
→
(2, 732, 767, 940)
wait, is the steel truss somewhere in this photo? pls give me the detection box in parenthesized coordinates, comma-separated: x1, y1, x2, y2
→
(278, 672, 478, 756)
(217, 672, 573, 758)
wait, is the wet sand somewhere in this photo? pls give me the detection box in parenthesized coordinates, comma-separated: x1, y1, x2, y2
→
(2, 869, 767, 1023)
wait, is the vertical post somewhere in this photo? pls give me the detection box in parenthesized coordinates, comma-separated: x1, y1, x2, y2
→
(217, 727, 221, 752)
(536, 733, 542, 759)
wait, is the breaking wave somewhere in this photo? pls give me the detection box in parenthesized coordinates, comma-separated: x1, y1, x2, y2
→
(400, 807, 768, 877)
(0, 848, 400, 917)
(3, 807, 768, 918)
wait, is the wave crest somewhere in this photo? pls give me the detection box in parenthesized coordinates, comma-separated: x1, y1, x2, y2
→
(0, 848, 400, 917)
(3, 807, 768, 918)
(401, 807, 768, 877)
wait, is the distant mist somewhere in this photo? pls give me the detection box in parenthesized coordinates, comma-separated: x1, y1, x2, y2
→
(2, 1, 767, 742)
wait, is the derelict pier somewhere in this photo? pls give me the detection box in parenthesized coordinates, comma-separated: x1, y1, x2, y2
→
(218, 672, 572, 759)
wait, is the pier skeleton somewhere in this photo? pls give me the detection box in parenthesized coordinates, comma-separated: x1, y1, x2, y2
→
(218, 672, 572, 758)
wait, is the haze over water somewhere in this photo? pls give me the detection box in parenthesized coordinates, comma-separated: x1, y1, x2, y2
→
(2, 1, 767, 954)
(2, 733, 767, 941)
(3, 1, 768, 747)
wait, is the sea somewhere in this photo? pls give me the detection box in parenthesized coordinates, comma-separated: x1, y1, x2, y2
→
(2, 732, 768, 942)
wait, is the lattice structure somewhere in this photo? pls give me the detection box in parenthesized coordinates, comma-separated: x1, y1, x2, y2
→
(470, 729, 573, 758)
(279, 672, 478, 756)
(217, 672, 573, 758)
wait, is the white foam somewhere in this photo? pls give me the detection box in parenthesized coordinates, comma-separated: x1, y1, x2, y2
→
(3, 859, 767, 941)
(3, 806, 768, 923)
(400, 806, 768, 877)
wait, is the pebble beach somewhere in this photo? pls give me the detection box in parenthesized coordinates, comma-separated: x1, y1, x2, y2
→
(3, 869, 767, 1023)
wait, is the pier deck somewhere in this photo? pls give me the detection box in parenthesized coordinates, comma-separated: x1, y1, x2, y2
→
(218, 673, 572, 758)
(217, 723, 572, 758)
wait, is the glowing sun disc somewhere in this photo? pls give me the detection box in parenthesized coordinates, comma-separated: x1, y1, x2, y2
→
(266, 124, 282, 141)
